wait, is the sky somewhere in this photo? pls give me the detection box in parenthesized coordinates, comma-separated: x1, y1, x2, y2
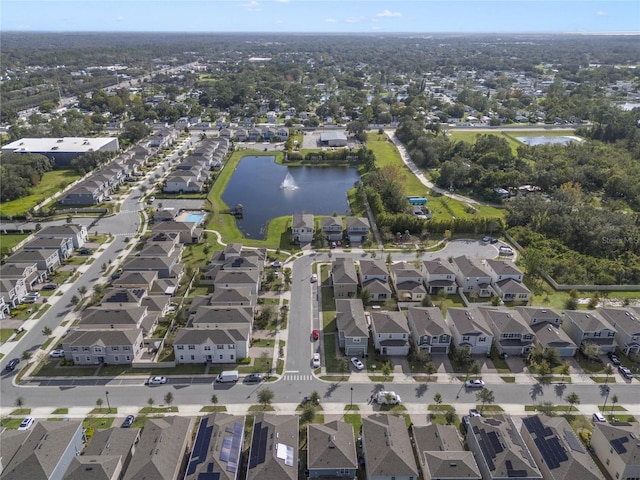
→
(1, 0, 639, 34)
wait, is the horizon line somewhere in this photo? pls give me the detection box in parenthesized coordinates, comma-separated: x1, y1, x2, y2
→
(2, 30, 640, 35)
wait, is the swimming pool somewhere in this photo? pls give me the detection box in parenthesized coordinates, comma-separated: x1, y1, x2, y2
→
(184, 212, 205, 225)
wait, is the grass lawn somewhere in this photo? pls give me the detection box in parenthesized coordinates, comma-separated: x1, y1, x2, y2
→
(1, 329, 15, 342)
(1, 418, 26, 429)
(52, 408, 69, 414)
(449, 130, 522, 155)
(0, 169, 81, 217)
(139, 406, 179, 413)
(0, 234, 29, 252)
(83, 417, 115, 430)
(343, 414, 362, 440)
(200, 406, 228, 412)
(427, 193, 505, 223)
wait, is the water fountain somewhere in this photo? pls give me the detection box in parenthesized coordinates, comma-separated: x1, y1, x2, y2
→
(280, 171, 298, 191)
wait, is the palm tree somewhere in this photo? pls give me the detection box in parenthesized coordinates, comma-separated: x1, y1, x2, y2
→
(381, 361, 393, 381)
(433, 392, 442, 412)
(565, 392, 580, 411)
(78, 285, 87, 298)
(210, 394, 218, 407)
(476, 388, 495, 414)
(469, 360, 481, 379)
(610, 394, 618, 417)
(308, 391, 320, 406)
(258, 388, 274, 408)
(603, 364, 614, 384)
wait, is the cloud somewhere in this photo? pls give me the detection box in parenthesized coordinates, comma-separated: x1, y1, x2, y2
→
(596, 10, 607, 16)
(116, 16, 124, 22)
(345, 18, 359, 24)
(274, 0, 290, 2)
(240, 1, 261, 11)
(376, 9, 401, 17)
(325, 18, 337, 23)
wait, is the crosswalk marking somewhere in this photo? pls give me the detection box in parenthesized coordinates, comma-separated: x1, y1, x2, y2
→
(281, 374, 312, 381)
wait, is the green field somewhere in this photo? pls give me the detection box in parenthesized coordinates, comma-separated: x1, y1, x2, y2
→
(0, 234, 30, 253)
(0, 169, 81, 217)
(449, 128, 581, 155)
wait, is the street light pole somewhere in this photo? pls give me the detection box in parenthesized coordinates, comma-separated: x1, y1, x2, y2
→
(602, 386, 610, 415)
(105, 390, 111, 413)
(350, 387, 353, 410)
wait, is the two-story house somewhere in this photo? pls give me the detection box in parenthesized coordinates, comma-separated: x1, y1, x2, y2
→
(331, 258, 358, 299)
(600, 308, 640, 356)
(335, 299, 369, 357)
(24, 236, 74, 261)
(359, 259, 392, 301)
(8, 249, 61, 274)
(479, 306, 535, 356)
(321, 216, 343, 242)
(247, 414, 299, 480)
(307, 421, 357, 479)
(446, 307, 494, 355)
(345, 217, 370, 243)
(451, 256, 494, 298)
(62, 329, 144, 365)
(591, 422, 640, 480)
(370, 310, 410, 356)
(486, 259, 531, 303)
(390, 262, 427, 302)
(406, 306, 452, 354)
(291, 213, 314, 243)
(516, 306, 577, 357)
(562, 310, 617, 354)
(36, 224, 88, 248)
(421, 259, 457, 295)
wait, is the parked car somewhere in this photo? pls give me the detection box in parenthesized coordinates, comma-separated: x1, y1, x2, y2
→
(469, 408, 482, 417)
(618, 366, 632, 380)
(350, 357, 365, 370)
(244, 373, 264, 384)
(592, 412, 606, 423)
(104, 196, 112, 201)
(482, 236, 491, 243)
(78, 248, 92, 255)
(121, 415, 135, 428)
(312, 353, 321, 368)
(18, 417, 35, 431)
(465, 379, 485, 388)
(5, 358, 20, 372)
(499, 246, 514, 256)
(462, 415, 471, 432)
(608, 352, 621, 366)
(49, 349, 65, 358)
(271, 261, 282, 268)
(147, 375, 167, 385)
(41, 283, 57, 290)
(312, 329, 319, 341)
(310, 273, 318, 283)
(374, 391, 401, 405)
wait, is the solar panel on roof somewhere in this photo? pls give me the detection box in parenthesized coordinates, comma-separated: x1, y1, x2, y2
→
(220, 437, 232, 462)
(226, 422, 243, 473)
(611, 436, 629, 454)
(563, 429, 586, 453)
(487, 431, 504, 454)
(535, 437, 559, 469)
(187, 417, 214, 476)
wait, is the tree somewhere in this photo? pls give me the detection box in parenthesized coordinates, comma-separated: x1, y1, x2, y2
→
(445, 409, 456, 425)
(469, 361, 481, 379)
(433, 392, 442, 412)
(543, 348, 560, 368)
(22, 350, 32, 360)
(70, 294, 79, 305)
(603, 364, 614, 384)
(78, 285, 87, 298)
(300, 404, 316, 424)
(381, 361, 393, 380)
(14, 396, 24, 408)
(359, 288, 372, 307)
(96, 397, 104, 409)
(582, 342, 602, 361)
(559, 361, 571, 383)
(147, 397, 155, 408)
(610, 394, 618, 417)
(476, 388, 495, 413)
(210, 394, 219, 406)
(536, 401, 556, 417)
(565, 392, 580, 411)
(42, 326, 52, 336)
(308, 391, 320, 406)
(258, 388, 274, 408)
(164, 392, 173, 406)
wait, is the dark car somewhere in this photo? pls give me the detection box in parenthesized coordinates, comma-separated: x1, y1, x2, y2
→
(78, 248, 92, 255)
(41, 283, 57, 290)
(244, 373, 264, 384)
(121, 415, 135, 428)
(608, 351, 621, 366)
(5, 358, 20, 372)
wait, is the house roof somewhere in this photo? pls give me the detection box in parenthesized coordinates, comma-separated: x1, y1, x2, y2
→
(62, 456, 123, 480)
(593, 422, 640, 466)
(362, 414, 419, 478)
(210, 287, 254, 305)
(413, 424, 481, 480)
(123, 416, 194, 480)
(321, 216, 343, 230)
(122, 255, 176, 271)
(80, 306, 146, 327)
(335, 298, 368, 338)
(495, 278, 531, 295)
(407, 307, 450, 337)
(247, 414, 299, 480)
(522, 415, 605, 480)
(515, 306, 562, 325)
(184, 413, 246, 480)
(422, 259, 456, 276)
(214, 269, 260, 285)
(174, 326, 249, 345)
(190, 306, 253, 327)
(371, 310, 410, 335)
(138, 242, 175, 257)
(486, 259, 524, 277)
(152, 220, 195, 233)
(0, 420, 84, 480)
(65, 329, 141, 348)
(8, 250, 58, 263)
(447, 307, 492, 336)
(36, 224, 85, 237)
(24, 237, 68, 249)
(332, 257, 358, 284)
(112, 271, 158, 288)
(479, 307, 534, 335)
(453, 256, 491, 278)
(531, 323, 577, 350)
(102, 288, 145, 305)
(564, 310, 615, 333)
(468, 415, 541, 480)
(396, 280, 427, 294)
(391, 261, 423, 280)
(84, 427, 141, 458)
(362, 278, 392, 295)
(600, 308, 640, 336)
(346, 216, 369, 230)
(292, 213, 314, 229)
(307, 421, 357, 472)
(224, 243, 243, 256)
(359, 259, 388, 278)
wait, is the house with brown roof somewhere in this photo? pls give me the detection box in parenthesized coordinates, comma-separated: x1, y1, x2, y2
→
(246, 414, 299, 480)
(406, 306, 452, 354)
(307, 420, 357, 479)
(370, 310, 410, 356)
(361, 414, 419, 480)
(412, 424, 481, 480)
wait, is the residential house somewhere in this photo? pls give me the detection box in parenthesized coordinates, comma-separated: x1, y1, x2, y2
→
(214, 270, 261, 295)
(0, 277, 28, 309)
(391, 262, 427, 302)
(59, 184, 104, 205)
(79, 306, 155, 335)
(361, 414, 419, 480)
(35, 224, 88, 249)
(0, 261, 46, 290)
(345, 217, 370, 243)
(516, 306, 577, 357)
(246, 414, 299, 480)
(138, 240, 183, 259)
(445, 307, 493, 355)
(121, 254, 183, 280)
(591, 422, 640, 480)
(8, 249, 61, 274)
(480, 306, 535, 356)
(62, 329, 144, 365)
(321, 216, 343, 242)
(163, 171, 204, 193)
(335, 299, 369, 356)
(307, 421, 357, 479)
(24, 237, 74, 260)
(331, 258, 358, 299)
(0, 295, 10, 319)
(185, 413, 245, 480)
(370, 310, 410, 356)
(152, 221, 202, 244)
(62, 456, 123, 480)
(188, 306, 253, 329)
(0, 420, 86, 480)
(406, 307, 452, 354)
(123, 416, 194, 480)
(412, 424, 481, 480)
(112, 271, 158, 291)
(562, 310, 617, 354)
(359, 259, 392, 301)
(421, 259, 457, 295)
(486, 259, 531, 303)
(466, 415, 542, 480)
(173, 327, 249, 364)
(291, 213, 314, 243)
(451, 256, 494, 298)
(521, 415, 605, 480)
(601, 308, 640, 356)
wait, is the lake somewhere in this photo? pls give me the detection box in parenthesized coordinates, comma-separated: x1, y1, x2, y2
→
(221, 155, 361, 239)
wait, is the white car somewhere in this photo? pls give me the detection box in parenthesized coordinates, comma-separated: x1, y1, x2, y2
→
(310, 273, 318, 283)
(350, 357, 365, 370)
(49, 349, 65, 358)
(374, 391, 401, 405)
(312, 353, 321, 368)
(18, 417, 35, 430)
(147, 376, 167, 385)
(593, 412, 606, 423)
(465, 379, 485, 388)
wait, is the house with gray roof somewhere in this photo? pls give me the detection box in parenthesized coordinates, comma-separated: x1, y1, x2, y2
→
(335, 298, 369, 356)
(62, 456, 123, 480)
(406, 306, 452, 354)
(466, 415, 542, 480)
(521, 415, 605, 480)
(185, 413, 245, 480)
(0, 276, 28, 310)
(562, 310, 617, 354)
(152, 220, 202, 244)
(370, 310, 410, 356)
(0, 420, 86, 480)
(214, 270, 261, 294)
(121, 253, 182, 279)
(516, 306, 577, 357)
(361, 414, 418, 480)
(451, 256, 494, 298)
(138, 240, 183, 258)
(61, 329, 144, 365)
(345, 217, 370, 243)
(390, 262, 427, 302)
(421, 259, 457, 295)
(79, 306, 154, 334)
(35, 224, 88, 248)
(445, 307, 493, 355)
(412, 424, 481, 480)
(123, 416, 194, 480)
(600, 308, 640, 356)
(24, 236, 74, 260)
(173, 326, 249, 363)
(591, 422, 640, 480)
(359, 259, 392, 301)
(291, 213, 314, 243)
(112, 271, 158, 290)
(209, 287, 255, 309)
(479, 306, 535, 356)
(246, 414, 299, 480)
(331, 258, 358, 299)
(307, 420, 357, 479)
(321, 216, 343, 242)
(0, 261, 46, 289)
(485, 259, 530, 303)
(189, 306, 253, 329)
